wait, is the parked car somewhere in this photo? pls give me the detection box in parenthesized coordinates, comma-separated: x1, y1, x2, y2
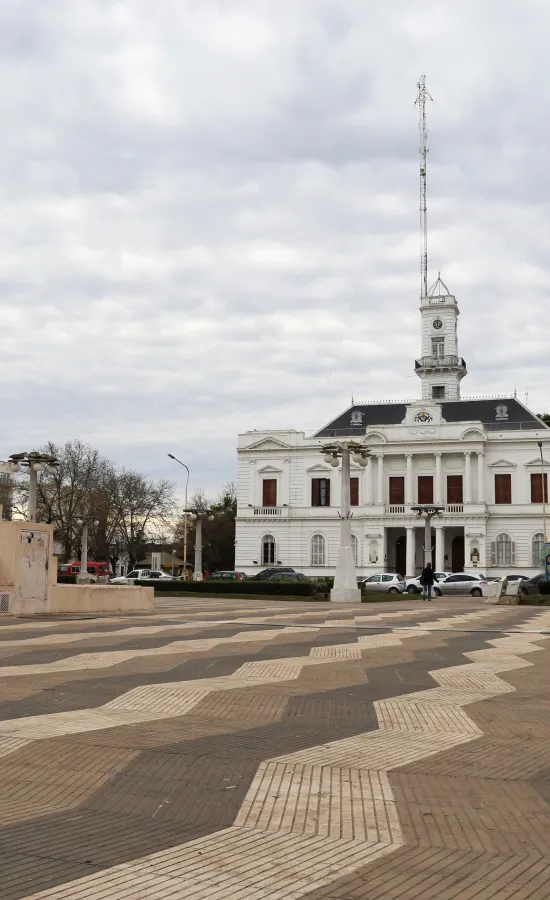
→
(59, 561, 110, 580)
(110, 569, 173, 585)
(265, 573, 309, 582)
(518, 574, 547, 595)
(249, 567, 297, 581)
(206, 571, 245, 581)
(502, 574, 529, 584)
(433, 573, 488, 597)
(405, 572, 451, 594)
(359, 573, 406, 594)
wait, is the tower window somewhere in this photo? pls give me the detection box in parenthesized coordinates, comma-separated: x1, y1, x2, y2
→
(431, 337, 445, 358)
(432, 385, 445, 400)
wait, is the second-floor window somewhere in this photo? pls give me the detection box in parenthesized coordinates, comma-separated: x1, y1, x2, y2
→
(350, 477, 359, 507)
(432, 385, 445, 400)
(432, 337, 445, 358)
(389, 476, 405, 505)
(495, 473, 512, 504)
(311, 478, 330, 507)
(262, 479, 277, 507)
(531, 473, 548, 504)
(418, 475, 434, 504)
(447, 475, 463, 504)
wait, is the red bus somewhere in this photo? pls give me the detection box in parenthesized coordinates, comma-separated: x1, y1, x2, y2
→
(58, 561, 110, 580)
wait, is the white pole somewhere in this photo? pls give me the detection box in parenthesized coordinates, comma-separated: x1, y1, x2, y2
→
(424, 513, 432, 567)
(28, 465, 37, 522)
(194, 518, 203, 581)
(81, 523, 88, 575)
(331, 446, 361, 604)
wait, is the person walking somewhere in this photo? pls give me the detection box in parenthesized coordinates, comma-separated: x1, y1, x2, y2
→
(420, 562, 438, 601)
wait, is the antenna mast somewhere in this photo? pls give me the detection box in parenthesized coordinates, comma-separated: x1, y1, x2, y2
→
(415, 75, 433, 298)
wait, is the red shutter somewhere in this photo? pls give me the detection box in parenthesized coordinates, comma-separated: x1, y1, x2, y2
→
(531, 473, 548, 503)
(350, 477, 359, 507)
(447, 475, 463, 504)
(311, 479, 319, 506)
(495, 473, 512, 504)
(262, 479, 277, 507)
(325, 479, 331, 507)
(418, 476, 433, 504)
(389, 477, 405, 505)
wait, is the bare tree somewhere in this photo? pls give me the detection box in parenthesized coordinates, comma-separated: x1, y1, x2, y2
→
(110, 469, 176, 569)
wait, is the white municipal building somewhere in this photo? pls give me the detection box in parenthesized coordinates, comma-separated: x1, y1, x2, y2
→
(235, 274, 549, 579)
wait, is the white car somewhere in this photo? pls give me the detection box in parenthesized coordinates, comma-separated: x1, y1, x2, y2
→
(433, 573, 488, 597)
(359, 573, 407, 594)
(405, 572, 451, 594)
(110, 569, 174, 585)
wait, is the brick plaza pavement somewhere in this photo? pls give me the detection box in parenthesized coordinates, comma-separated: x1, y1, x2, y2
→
(0, 595, 549, 898)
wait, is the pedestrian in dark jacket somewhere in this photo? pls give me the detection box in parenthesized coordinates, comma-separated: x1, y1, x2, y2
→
(420, 563, 438, 601)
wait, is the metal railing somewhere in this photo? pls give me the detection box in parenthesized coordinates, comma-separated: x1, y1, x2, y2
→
(386, 504, 406, 515)
(415, 355, 467, 369)
(445, 503, 464, 514)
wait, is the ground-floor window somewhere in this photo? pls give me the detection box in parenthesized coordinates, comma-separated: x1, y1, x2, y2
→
(261, 534, 276, 565)
(532, 532, 544, 567)
(351, 534, 359, 566)
(311, 534, 325, 566)
(495, 532, 514, 566)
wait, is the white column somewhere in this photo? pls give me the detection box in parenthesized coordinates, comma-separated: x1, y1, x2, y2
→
(331, 447, 361, 604)
(366, 456, 374, 504)
(477, 452, 484, 503)
(377, 454, 384, 505)
(464, 452, 472, 503)
(406, 526, 415, 576)
(405, 454, 413, 505)
(435, 453, 442, 504)
(435, 525, 444, 571)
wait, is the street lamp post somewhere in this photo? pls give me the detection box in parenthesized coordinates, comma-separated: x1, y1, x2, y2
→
(410, 505, 445, 567)
(321, 442, 369, 604)
(185, 508, 215, 581)
(8, 451, 59, 522)
(75, 515, 100, 584)
(167, 454, 190, 579)
(171, 548, 176, 577)
(538, 441, 547, 543)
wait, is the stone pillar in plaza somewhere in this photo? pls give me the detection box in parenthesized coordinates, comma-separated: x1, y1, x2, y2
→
(406, 526, 415, 576)
(464, 452, 472, 503)
(405, 454, 413, 505)
(477, 452, 484, 502)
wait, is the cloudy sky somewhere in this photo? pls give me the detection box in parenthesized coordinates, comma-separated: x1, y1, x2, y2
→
(1, 0, 549, 499)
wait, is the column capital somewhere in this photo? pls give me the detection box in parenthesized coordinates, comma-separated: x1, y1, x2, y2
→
(435, 452, 442, 459)
(477, 450, 485, 457)
(464, 451, 472, 457)
(406, 452, 413, 459)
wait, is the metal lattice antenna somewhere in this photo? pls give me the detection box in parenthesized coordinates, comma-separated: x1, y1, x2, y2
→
(415, 75, 433, 298)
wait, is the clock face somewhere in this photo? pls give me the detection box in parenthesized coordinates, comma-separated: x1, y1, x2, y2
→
(433, 318, 443, 330)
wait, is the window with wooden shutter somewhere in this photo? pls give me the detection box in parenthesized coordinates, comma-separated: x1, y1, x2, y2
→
(494, 473, 512, 504)
(389, 476, 405, 505)
(496, 532, 513, 566)
(446, 475, 463, 504)
(311, 478, 330, 507)
(350, 477, 359, 507)
(418, 475, 433, 504)
(262, 479, 277, 507)
(531, 473, 548, 504)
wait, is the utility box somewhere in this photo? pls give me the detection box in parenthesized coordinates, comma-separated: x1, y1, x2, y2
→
(0, 521, 56, 615)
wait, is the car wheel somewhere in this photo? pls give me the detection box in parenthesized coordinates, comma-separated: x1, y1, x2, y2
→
(471, 588, 482, 597)
(407, 585, 418, 594)
(388, 587, 399, 594)
(433, 588, 442, 597)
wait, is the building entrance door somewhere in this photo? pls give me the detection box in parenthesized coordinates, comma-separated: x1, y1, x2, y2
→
(452, 535, 465, 572)
(395, 536, 406, 577)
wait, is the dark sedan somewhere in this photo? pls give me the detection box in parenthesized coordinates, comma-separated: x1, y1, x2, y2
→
(249, 567, 297, 581)
(519, 574, 547, 595)
(265, 573, 309, 583)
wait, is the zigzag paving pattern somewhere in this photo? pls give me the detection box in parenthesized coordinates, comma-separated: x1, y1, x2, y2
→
(0, 597, 548, 898)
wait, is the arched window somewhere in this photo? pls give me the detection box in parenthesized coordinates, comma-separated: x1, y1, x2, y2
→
(261, 534, 276, 566)
(532, 533, 544, 567)
(311, 534, 325, 566)
(496, 532, 513, 566)
(351, 534, 359, 566)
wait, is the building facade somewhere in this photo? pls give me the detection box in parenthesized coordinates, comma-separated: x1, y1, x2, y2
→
(235, 279, 549, 579)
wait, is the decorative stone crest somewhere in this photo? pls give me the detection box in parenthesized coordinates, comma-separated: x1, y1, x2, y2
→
(413, 410, 433, 424)
(495, 404, 508, 421)
(350, 410, 364, 426)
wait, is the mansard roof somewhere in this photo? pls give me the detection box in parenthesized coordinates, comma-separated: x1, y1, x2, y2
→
(314, 397, 546, 438)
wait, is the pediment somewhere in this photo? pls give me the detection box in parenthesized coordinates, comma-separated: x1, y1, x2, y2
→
(488, 459, 517, 469)
(460, 428, 485, 441)
(525, 457, 550, 468)
(257, 464, 283, 475)
(245, 437, 291, 451)
(306, 463, 332, 473)
(364, 431, 387, 444)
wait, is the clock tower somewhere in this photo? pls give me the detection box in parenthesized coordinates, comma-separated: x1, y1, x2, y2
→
(415, 273, 467, 402)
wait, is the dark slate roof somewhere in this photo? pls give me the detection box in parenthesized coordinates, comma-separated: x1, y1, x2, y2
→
(314, 397, 547, 438)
